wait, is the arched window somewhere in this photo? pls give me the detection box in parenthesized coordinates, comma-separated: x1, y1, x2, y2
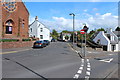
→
(5, 20, 13, 34)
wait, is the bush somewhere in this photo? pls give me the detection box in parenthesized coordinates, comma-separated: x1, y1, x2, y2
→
(22, 39, 31, 41)
(0, 39, 19, 42)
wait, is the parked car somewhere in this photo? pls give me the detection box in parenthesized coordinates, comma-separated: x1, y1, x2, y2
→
(51, 38, 56, 42)
(33, 40, 46, 48)
(43, 40, 50, 45)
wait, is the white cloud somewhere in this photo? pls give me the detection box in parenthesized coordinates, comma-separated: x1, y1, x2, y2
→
(84, 9, 88, 12)
(29, 13, 118, 33)
(93, 8, 98, 11)
(29, 16, 35, 24)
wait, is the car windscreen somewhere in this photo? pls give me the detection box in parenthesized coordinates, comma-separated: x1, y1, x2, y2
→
(36, 41, 43, 43)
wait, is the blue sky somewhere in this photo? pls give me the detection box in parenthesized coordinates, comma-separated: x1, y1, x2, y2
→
(24, 2, 118, 32)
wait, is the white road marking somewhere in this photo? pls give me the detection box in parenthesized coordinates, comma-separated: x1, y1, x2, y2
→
(87, 63, 90, 65)
(86, 71, 90, 76)
(79, 67, 83, 70)
(77, 70, 82, 74)
(87, 64, 90, 68)
(73, 74, 79, 79)
(87, 68, 91, 71)
(99, 58, 113, 63)
(81, 59, 84, 63)
(108, 54, 114, 55)
(85, 76, 89, 80)
(81, 64, 84, 67)
(87, 59, 89, 62)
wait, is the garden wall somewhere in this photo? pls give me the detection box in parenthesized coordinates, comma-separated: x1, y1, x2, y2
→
(0, 41, 35, 49)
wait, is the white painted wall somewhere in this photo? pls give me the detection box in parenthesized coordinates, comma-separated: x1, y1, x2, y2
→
(29, 19, 50, 41)
(106, 28, 118, 42)
(29, 21, 38, 38)
(93, 31, 110, 45)
(93, 31, 111, 51)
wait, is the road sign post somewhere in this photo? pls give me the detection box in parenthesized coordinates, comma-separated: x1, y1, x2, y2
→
(80, 25, 89, 58)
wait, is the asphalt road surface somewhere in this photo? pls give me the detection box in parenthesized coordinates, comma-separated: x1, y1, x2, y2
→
(2, 42, 118, 79)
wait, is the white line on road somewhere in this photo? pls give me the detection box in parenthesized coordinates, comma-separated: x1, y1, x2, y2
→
(79, 67, 83, 70)
(87, 64, 91, 68)
(73, 74, 79, 79)
(85, 76, 89, 80)
(87, 63, 90, 65)
(87, 59, 89, 62)
(85, 59, 91, 80)
(87, 68, 91, 71)
(99, 58, 113, 63)
(77, 70, 82, 74)
(86, 71, 90, 76)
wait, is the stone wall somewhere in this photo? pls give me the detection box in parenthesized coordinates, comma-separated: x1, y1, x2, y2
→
(0, 41, 35, 49)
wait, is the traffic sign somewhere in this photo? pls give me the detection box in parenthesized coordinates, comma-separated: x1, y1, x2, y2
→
(80, 29, 85, 34)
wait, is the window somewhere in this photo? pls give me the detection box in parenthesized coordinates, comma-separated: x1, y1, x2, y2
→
(5, 20, 13, 34)
(40, 35, 43, 39)
(30, 28, 32, 32)
(6, 26, 12, 34)
(22, 23, 24, 28)
(40, 28, 43, 32)
(22, 19, 25, 28)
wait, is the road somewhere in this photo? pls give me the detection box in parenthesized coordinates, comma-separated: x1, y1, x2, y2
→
(2, 42, 118, 79)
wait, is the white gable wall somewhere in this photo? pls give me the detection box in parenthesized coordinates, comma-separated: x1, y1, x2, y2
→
(29, 19, 50, 41)
(93, 31, 111, 51)
(107, 28, 118, 42)
(29, 21, 38, 38)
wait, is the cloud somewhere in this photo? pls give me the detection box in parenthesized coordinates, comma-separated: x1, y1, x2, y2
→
(84, 9, 88, 12)
(93, 8, 98, 11)
(29, 13, 118, 33)
(29, 16, 35, 25)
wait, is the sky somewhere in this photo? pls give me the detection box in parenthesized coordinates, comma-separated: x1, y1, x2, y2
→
(24, 2, 118, 32)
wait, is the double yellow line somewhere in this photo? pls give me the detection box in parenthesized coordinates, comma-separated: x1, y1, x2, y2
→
(0, 49, 31, 54)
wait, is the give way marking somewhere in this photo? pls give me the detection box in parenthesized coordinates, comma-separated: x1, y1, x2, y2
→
(94, 58, 113, 63)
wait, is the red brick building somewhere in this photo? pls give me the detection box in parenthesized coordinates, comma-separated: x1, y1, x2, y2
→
(1, 0, 29, 39)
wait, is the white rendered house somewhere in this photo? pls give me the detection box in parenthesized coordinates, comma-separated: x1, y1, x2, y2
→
(29, 16, 50, 41)
(93, 28, 119, 52)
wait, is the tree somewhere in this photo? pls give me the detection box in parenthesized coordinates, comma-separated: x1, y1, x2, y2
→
(51, 29, 58, 39)
(115, 26, 120, 31)
(97, 28, 105, 31)
(61, 30, 72, 33)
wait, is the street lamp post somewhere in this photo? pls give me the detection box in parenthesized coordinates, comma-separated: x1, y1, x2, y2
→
(69, 13, 75, 44)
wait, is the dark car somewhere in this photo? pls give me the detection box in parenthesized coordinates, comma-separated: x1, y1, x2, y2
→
(51, 38, 56, 42)
(33, 40, 46, 48)
(43, 40, 50, 45)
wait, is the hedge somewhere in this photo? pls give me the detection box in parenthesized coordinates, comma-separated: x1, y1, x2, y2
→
(0, 39, 19, 42)
(22, 39, 31, 41)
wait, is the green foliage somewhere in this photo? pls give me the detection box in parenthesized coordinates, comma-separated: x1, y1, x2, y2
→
(97, 28, 105, 31)
(22, 39, 31, 41)
(51, 29, 58, 39)
(62, 30, 72, 33)
(0, 39, 19, 42)
(115, 26, 120, 31)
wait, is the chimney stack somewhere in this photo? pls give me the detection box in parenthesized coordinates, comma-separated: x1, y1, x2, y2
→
(35, 16, 38, 20)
